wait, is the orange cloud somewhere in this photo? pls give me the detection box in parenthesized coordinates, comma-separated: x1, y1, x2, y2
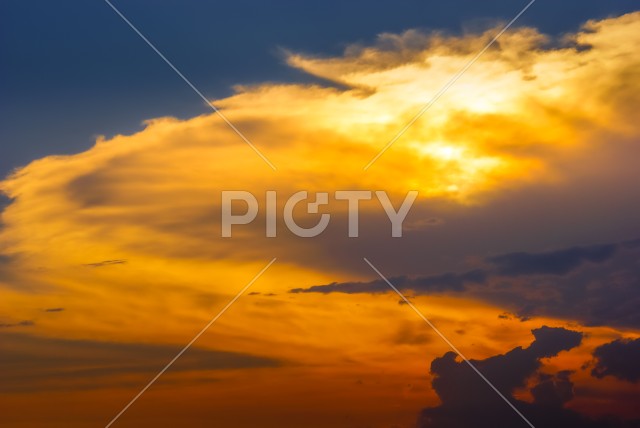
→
(1, 12, 640, 427)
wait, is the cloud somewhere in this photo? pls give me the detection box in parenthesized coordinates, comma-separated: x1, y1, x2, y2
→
(487, 243, 617, 276)
(0, 332, 282, 393)
(292, 240, 622, 294)
(43, 307, 65, 312)
(591, 338, 640, 383)
(290, 269, 486, 294)
(476, 242, 640, 329)
(391, 321, 433, 345)
(418, 326, 638, 428)
(1, 12, 640, 277)
(0, 320, 34, 328)
(425, 326, 582, 408)
(530, 370, 575, 407)
(0, 14, 638, 417)
(292, 239, 640, 329)
(82, 259, 127, 268)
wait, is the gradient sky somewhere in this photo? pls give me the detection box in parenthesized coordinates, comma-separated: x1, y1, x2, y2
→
(1, 1, 640, 428)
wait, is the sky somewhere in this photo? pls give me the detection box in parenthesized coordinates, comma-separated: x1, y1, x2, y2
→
(1, 1, 640, 427)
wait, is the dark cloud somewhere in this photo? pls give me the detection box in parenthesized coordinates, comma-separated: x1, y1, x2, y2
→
(530, 370, 574, 407)
(0, 320, 34, 328)
(0, 332, 281, 393)
(43, 307, 65, 312)
(291, 240, 640, 329)
(290, 278, 390, 294)
(418, 327, 639, 428)
(480, 247, 640, 329)
(290, 269, 486, 295)
(591, 338, 640, 383)
(488, 243, 617, 276)
(413, 269, 487, 292)
(427, 327, 582, 409)
(82, 259, 127, 268)
(294, 242, 620, 295)
(248, 291, 277, 297)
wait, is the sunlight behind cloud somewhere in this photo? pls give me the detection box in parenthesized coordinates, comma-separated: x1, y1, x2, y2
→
(1, 12, 640, 426)
(1, 12, 639, 317)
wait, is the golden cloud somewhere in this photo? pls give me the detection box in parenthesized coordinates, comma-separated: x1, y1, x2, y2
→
(0, 11, 639, 366)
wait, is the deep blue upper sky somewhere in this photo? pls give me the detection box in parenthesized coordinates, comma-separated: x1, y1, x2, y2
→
(1, 0, 637, 178)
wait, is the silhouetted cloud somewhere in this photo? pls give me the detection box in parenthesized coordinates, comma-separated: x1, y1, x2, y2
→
(426, 327, 582, 408)
(488, 243, 617, 276)
(292, 240, 640, 329)
(418, 327, 638, 428)
(44, 307, 65, 312)
(293, 242, 622, 295)
(530, 370, 574, 407)
(481, 244, 640, 329)
(290, 269, 486, 294)
(295, 242, 622, 294)
(591, 338, 640, 383)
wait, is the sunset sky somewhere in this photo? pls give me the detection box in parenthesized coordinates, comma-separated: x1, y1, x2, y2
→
(1, 1, 639, 427)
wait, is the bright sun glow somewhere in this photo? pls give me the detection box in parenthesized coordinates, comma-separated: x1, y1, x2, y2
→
(413, 141, 466, 161)
(409, 141, 506, 196)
